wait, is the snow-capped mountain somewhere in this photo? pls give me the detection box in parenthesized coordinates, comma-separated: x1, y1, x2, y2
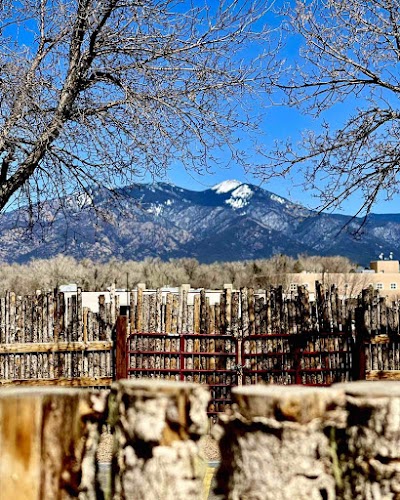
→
(0, 180, 399, 265)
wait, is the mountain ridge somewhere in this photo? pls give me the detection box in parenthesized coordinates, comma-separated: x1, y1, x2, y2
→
(0, 180, 399, 266)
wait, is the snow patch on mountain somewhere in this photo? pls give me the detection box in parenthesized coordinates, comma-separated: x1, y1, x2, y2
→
(147, 204, 163, 216)
(232, 184, 253, 200)
(66, 192, 93, 209)
(212, 179, 242, 194)
(271, 194, 285, 204)
(225, 184, 253, 210)
(226, 197, 247, 209)
(371, 223, 400, 243)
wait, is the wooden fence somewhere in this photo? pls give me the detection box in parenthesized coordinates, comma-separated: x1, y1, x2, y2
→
(124, 283, 359, 336)
(117, 283, 400, 413)
(0, 289, 118, 386)
(0, 284, 399, 398)
(355, 287, 400, 381)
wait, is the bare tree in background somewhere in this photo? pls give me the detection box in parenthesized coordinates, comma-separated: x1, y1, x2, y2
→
(264, 0, 400, 216)
(0, 0, 279, 217)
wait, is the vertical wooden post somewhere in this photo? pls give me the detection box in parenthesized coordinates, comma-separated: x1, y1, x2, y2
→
(315, 281, 325, 332)
(193, 294, 200, 334)
(136, 284, 145, 333)
(111, 380, 209, 500)
(115, 316, 128, 380)
(142, 293, 150, 333)
(248, 288, 255, 336)
(200, 289, 207, 335)
(5, 291, 10, 344)
(149, 293, 156, 333)
(77, 287, 83, 342)
(83, 307, 89, 343)
(231, 291, 239, 337)
(179, 284, 190, 334)
(98, 295, 106, 341)
(70, 294, 77, 342)
(277, 286, 284, 334)
(53, 289, 58, 343)
(224, 284, 232, 335)
(16, 294, 23, 343)
(0, 387, 106, 500)
(353, 290, 368, 380)
(1, 296, 6, 343)
(216, 385, 343, 499)
(217, 382, 400, 498)
(9, 291, 16, 343)
(172, 294, 179, 334)
(156, 289, 163, 334)
(241, 287, 249, 337)
(297, 286, 310, 333)
(165, 292, 173, 334)
(58, 291, 65, 342)
(129, 290, 136, 334)
(334, 381, 400, 498)
(110, 282, 116, 326)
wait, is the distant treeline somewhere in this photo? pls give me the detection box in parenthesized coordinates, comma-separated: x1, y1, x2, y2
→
(0, 254, 357, 295)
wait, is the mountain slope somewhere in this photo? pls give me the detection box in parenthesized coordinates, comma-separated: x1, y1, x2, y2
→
(0, 180, 399, 266)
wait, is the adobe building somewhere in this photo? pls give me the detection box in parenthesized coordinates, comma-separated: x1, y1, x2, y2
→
(285, 256, 400, 299)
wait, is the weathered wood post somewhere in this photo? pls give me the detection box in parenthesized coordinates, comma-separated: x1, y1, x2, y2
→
(216, 381, 400, 499)
(216, 385, 345, 500)
(110, 379, 209, 500)
(115, 316, 128, 380)
(334, 380, 400, 499)
(353, 289, 369, 380)
(0, 387, 107, 500)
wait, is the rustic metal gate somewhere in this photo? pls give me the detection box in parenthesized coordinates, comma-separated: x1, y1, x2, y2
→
(125, 331, 238, 414)
(122, 327, 355, 414)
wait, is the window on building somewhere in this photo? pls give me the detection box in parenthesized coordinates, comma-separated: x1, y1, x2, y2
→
(376, 283, 384, 290)
(303, 283, 309, 289)
(390, 283, 397, 290)
(290, 283, 297, 291)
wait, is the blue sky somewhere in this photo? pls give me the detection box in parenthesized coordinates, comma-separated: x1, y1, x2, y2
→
(163, 105, 314, 206)
(159, 1, 400, 217)
(6, 0, 400, 217)
(163, 98, 400, 217)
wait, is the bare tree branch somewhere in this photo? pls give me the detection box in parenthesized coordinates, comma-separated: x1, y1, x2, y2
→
(259, 0, 400, 217)
(0, 0, 280, 218)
